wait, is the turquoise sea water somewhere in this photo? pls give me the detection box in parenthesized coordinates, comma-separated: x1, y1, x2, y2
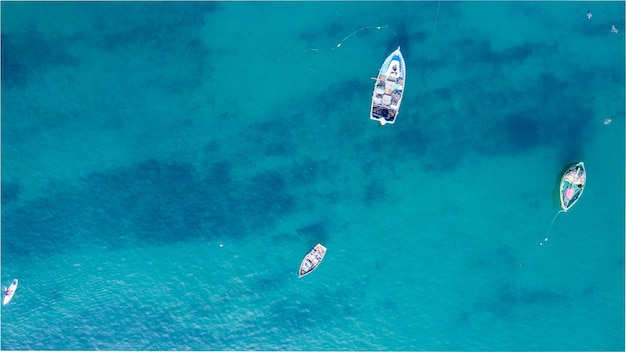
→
(1, 1, 624, 350)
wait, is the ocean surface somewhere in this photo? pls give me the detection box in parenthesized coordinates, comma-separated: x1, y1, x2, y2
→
(1, 1, 624, 350)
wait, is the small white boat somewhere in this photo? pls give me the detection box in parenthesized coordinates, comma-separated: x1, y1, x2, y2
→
(370, 46, 406, 125)
(560, 162, 586, 212)
(3, 279, 18, 305)
(298, 243, 327, 278)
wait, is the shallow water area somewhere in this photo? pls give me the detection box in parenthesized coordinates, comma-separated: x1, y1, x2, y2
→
(2, 1, 624, 350)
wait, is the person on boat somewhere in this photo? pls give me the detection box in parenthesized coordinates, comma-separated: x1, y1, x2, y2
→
(3, 288, 9, 296)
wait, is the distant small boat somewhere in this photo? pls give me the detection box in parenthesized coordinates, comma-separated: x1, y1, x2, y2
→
(370, 46, 406, 125)
(298, 243, 327, 278)
(560, 162, 586, 212)
(3, 279, 18, 305)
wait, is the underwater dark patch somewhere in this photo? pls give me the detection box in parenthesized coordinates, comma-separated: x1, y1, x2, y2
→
(271, 232, 296, 243)
(320, 79, 366, 111)
(114, 161, 205, 242)
(473, 70, 592, 158)
(497, 42, 551, 63)
(287, 157, 332, 187)
(1, 181, 20, 206)
(1, 29, 79, 89)
(448, 34, 554, 68)
(390, 121, 464, 172)
(381, 298, 398, 311)
(452, 36, 493, 63)
(298, 20, 349, 47)
(201, 160, 233, 189)
(471, 244, 521, 280)
(240, 119, 296, 159)
(363, 179, 387, 203)
(313, 78, 370, 116)
(296, 221, 329, 244)
(495, 111, 543, 152)
(92, 2, 215, 51)
(252, 267, 294, 293)
(474, 281, 567, 319)
(85, 2, 214, 95)
(238, 170, 297, 228)
(264, 143, 289, 157)
(1, 177, 99, 259)
(1, 158, 300, 261)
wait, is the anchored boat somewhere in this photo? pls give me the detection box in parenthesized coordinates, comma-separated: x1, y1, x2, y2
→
(370, 47, 406, 125)
(298, 243, 327, 278)
(559, 162, 586, 212)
